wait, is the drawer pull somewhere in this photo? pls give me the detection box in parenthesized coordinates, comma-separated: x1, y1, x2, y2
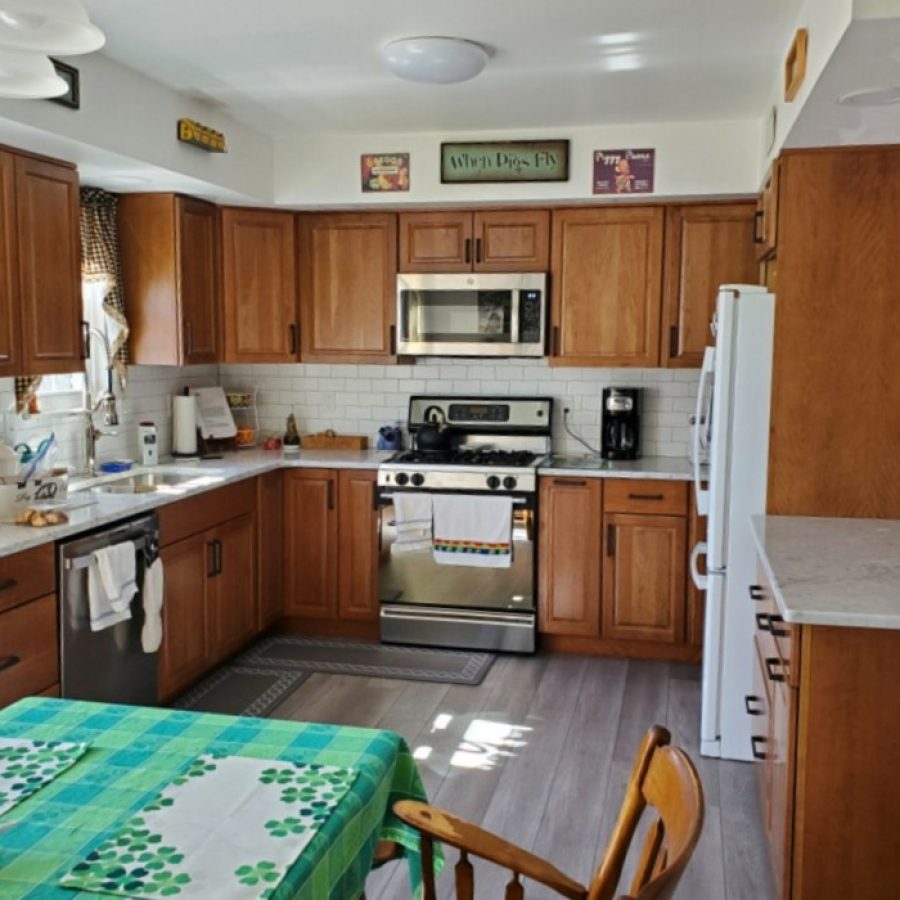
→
(756, 612, 789, 638)
(750, 735, 768, 761)
(765, 657, 786, 683)
(745, 694, 765, 717)
(749, 584, 765, 602)
(553, 479, 587, 486)
(0, 577, 18, 593)
(627, 493, 665, 501)
(0, 655, 20, 673)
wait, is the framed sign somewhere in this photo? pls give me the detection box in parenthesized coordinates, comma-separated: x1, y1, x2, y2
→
(593, 149, 655, 195)
(49, 59, 79, 110)
(441, 140, 569, 184)
(361, 153, 410, 192)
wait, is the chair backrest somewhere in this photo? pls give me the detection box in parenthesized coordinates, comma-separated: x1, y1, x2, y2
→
(588, 725, 704, 900)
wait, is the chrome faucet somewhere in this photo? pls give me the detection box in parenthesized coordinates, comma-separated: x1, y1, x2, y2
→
(83, 327, 120, 476)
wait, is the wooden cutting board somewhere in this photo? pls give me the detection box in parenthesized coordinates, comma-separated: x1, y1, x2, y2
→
(300, 431, 368, 450)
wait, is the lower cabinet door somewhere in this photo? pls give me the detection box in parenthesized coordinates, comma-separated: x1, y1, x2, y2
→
(159, 532, 212, 700)
(211, 512, 257, 661)
(0, 593, 58, 707)
(601, 513, 687, 643)
(337, 469, 379, 620)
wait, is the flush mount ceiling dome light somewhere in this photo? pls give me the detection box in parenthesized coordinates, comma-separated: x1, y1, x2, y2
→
(381, 37, 488, 84)
(0, 47, 66, 97)
(0, 0, 105, 55)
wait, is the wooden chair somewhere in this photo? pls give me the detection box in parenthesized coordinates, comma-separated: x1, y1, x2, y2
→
(393, 724, 703, 900)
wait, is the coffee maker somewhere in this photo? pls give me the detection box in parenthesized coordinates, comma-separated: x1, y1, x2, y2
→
(601, 388, 641, 460)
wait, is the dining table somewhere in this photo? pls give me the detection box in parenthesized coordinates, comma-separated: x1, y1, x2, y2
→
(0, 697, 438, 899)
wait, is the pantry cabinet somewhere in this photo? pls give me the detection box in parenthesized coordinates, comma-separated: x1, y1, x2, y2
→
(550, 206, 664, 367)
(283, 468, 379, 627)
(398, 209, 550, 273)
(298, 213, 397, 363)
(221, 207, 298, 363)
(119, 193, 220, 365)
(661, 202, 757, 367)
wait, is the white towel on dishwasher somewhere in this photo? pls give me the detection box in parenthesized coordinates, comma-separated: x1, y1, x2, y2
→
(391, 492, 433, 554)
(141, 557, 165, 653)
(87, 542, 136, 632)
(432, 494, 514, 568)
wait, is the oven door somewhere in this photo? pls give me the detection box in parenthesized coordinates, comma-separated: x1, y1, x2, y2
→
(396, 273, 546, 357)
(378, 490, 536, 652)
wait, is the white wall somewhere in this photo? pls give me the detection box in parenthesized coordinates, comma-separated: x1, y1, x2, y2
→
(221, 360, 699, 459)
(275, 119, 762, 207)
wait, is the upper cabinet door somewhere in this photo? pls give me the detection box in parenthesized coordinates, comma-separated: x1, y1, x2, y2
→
(177, 197, 220, 365)
(299, 213, 397, 363)
(221, 208, 298, 363)
(398, 211, 473, 272)
(550, 207, 664, 367)
(0, 152, 21, 377)
(662, 203, 757, 368)
(15, 155, 82, 375)
(474, 209, 550, 272)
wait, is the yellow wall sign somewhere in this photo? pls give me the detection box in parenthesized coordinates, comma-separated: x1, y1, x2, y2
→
(178, 118, 227, 153)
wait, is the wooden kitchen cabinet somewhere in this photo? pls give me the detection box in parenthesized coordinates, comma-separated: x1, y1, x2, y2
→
(14, 153, 83, 374)
(283, 468, 380, 629)
(221, 207, 298, 363)
(0, 151, 21, 377)
(550, 206, 664, 367)
(0, 593, 59, 708)
(210, 512, 257, 660)
(398, 209, 549, 272)
(299, 213, 397, 363)
(755, 159, 780, 261)
(601, 512, 686, 644)
(661, 202, 757, 367)
(537, 476, 603, 636)
(257, 471, 284, 630)
(119, 193, 220, 365)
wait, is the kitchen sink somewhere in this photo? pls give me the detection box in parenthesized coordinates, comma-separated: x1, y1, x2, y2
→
(72, 466, 227, 495)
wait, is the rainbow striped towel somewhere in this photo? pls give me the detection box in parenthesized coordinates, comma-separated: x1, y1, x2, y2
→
(432, 494, 513, 568)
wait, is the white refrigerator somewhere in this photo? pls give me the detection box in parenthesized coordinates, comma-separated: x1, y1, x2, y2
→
(690, 285, 775, 761)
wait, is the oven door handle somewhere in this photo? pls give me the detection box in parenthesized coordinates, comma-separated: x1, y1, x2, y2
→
(378, 491, 530, 506)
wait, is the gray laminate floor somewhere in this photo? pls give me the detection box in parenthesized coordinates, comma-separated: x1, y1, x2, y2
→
(269, 653, 775, 900)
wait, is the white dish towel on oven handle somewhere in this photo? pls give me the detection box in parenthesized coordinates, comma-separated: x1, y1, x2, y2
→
(432, 494, 514, 568)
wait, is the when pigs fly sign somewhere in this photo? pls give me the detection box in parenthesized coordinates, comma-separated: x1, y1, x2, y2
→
(441, 140, 570, 183)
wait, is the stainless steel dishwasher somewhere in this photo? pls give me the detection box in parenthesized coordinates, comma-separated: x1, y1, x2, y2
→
(58, 511, 159, 705)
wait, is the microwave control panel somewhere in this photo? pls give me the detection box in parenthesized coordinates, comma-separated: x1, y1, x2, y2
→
(519, 291, 543, 343)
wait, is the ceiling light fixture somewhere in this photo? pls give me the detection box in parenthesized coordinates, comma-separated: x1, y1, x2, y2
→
(0, 0, 105, 56)
(837, 86, 900, 107)
(381, 37, 488, 85)
(0, 47, 66, 98)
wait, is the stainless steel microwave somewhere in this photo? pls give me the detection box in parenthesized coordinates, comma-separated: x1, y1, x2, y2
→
(396, 273, 547, 357)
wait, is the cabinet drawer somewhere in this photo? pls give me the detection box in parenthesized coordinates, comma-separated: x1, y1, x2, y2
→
(603, 479, 687, 516)
(0, 543, 56, 614)
(159, 479, 256, 546)
(0, 593, 59, 707)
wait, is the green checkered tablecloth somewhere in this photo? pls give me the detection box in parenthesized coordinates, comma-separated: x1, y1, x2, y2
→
(0, 697, 438, 899)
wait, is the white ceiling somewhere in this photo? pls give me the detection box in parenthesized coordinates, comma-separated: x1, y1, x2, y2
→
(81, 0, 802, 138)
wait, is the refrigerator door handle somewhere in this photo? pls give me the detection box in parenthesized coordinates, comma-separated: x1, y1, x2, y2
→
(690, 541, 709, 590)
(692, 346, 715, 516)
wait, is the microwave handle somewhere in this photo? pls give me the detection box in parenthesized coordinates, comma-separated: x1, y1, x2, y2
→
(511, 290, 521, 345)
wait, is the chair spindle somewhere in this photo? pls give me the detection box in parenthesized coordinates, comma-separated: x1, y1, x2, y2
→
(421, 833, 437, 900)
(505, 871, 524, 900)
(456, 849, 474, 900)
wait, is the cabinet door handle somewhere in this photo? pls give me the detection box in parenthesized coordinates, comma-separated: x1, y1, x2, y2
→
(552, 478, 587, 486)
(764, 657, 786, 683)
(668, 325, 679, 359)
(756, 612, 789, 638)
(744, 694, 765, 717)
(750, 735, 768, 761)
(0, 577, 18, 593)
(80, 320, 90, 359)
(552, 325, 561, 357)
(289, 323, 299, 355)
(371, 482, 379, 512)
(606, 524, 616, 557)
(207, 540, 217, 578)
(464, 238, 472, 264)
(0, 655, 20, 673)
(627, 492, 665, 501)
(327, 479, 335, 510)
(753, 209, 765, 244)
(475, 237, 483, 264)
(214, 539, 223, 576)
(184, 320, 194, 357)
(749, 584, 765, 602)
(389, 324, 397, 356)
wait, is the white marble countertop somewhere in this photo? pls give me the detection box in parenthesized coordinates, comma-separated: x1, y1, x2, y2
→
(751, 515, 900, 629)
(538, 455, 692, 481)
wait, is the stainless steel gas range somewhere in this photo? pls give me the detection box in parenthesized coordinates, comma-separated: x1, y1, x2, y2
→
(377, 395, 552, 654)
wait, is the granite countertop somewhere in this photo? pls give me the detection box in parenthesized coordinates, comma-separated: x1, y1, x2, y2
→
(751, 515, 900, 629)
(538, 455, 692, 481)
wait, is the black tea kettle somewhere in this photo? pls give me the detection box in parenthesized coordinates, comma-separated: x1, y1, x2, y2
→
(415, 405, 455, 453)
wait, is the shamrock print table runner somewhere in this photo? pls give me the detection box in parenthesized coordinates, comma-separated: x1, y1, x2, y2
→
(60, 755, 357, 899)
(0, 737, 91, 819)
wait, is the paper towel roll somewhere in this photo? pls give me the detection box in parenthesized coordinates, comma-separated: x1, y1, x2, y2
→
(172, 395, 198, 456)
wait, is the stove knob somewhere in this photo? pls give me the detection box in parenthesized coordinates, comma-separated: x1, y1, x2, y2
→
(411, 473, 425, 487)
(395, 472, 409, 486)
(503, 476, 518, 490)
(486, 475, 501, 490)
